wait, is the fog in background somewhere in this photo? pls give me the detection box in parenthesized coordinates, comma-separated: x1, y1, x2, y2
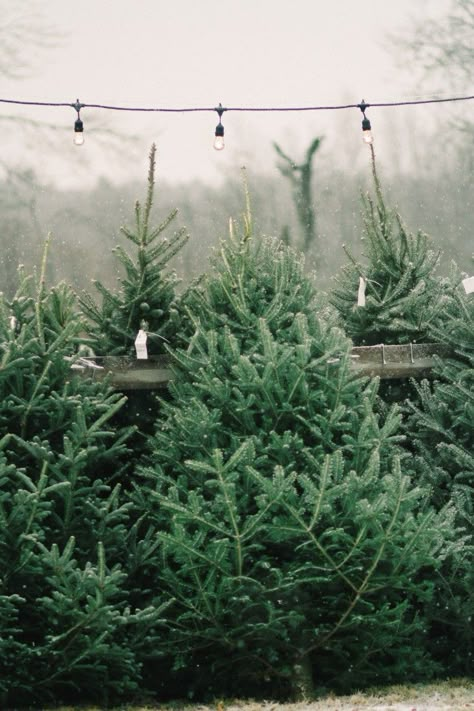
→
(0, 0, 471, 294)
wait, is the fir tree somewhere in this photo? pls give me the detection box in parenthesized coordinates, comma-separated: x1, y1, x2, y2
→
(331, 151, 442, 346)
(404, 275, 474, 676)
(0, 246, 169, 706)
(135, 206, 461, 701)
(80, 143, 189, 356)
(406, 274, 474, 521)
(79, 143, 189, 442)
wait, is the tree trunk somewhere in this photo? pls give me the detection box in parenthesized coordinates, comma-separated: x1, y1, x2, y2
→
(291, 655, 315, 701)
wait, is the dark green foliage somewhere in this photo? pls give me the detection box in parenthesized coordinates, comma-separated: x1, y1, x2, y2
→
(331, 159, 443, 347)
(80, 143, 189, 356)
(421, 545, 474, 678)
(329, 161, 473, 681)
(135, 215, 461, 700)
(403, 278, 474, 677)
(406, 275, 473, 521)
(0, 252, 169, 706)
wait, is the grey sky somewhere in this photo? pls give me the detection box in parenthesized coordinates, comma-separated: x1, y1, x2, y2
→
(1, 0, 453, 186)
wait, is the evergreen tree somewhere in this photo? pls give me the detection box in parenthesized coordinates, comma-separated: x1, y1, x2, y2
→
(404, 275, 474, 676)
(0, 247, 169, 706)
(79, 143, 190, 442)
(135, 209, 461, 701)
(331, 154, 442, 346)
(406, 274, 473, 520)
(80, 143, 189, 357)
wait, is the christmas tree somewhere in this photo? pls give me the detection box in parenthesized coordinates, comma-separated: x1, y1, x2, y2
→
(404, 273, 474, 675)
(134, 202, 461, 701)
(79, 143, 189, 441)
(331, 151, 443, 346)
(407, 273, 473, 519)
(80, 143, 189, 357)
(0, 244, 169, 706)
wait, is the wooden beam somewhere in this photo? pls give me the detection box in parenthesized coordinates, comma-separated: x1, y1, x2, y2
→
(350, 343, 452, 379)
(72, 343, 451, 390)
(72, 355, 172, 390)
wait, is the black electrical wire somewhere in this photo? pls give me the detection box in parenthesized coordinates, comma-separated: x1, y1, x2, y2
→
(0, 93, 472, 113)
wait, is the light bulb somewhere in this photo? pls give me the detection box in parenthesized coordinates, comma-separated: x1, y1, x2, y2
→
(361, 116, 373, 144)
(362, 129, 373, 144)
(214, 123, 225, 151)
(74, 118, 84, 146)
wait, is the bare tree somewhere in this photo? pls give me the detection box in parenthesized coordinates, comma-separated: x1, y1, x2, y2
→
(390, 0, 474, 170)
(0, 2, 59, 79)
(0, 2, 135, 172)
(394, 0, 474, 88)
(273, 137, 323, 264)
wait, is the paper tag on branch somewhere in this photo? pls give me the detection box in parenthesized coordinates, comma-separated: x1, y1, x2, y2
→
(135, 329, 148, 360)
(462, 275, 474, 294)
(357, 276, 367, 307)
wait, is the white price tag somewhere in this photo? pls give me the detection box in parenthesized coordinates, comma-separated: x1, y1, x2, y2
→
(462, 276, 474, 294)
(357, 276, 367, 307)
(135, 329, 148, 360)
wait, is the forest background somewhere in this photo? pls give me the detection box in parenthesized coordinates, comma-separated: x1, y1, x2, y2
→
(0, 0, 472, 296)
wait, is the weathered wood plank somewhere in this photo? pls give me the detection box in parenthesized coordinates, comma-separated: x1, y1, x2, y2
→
(72, 355, 172, 390)
(350, 343, 452, 379)
(72, 343, 452, 390)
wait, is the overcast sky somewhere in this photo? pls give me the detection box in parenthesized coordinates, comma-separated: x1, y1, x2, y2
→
(1, 0, 453, 187)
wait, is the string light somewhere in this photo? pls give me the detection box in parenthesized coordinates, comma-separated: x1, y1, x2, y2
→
(0, 93, 471, 112)
(359, 100, 373, 144)
(214, 103, 226, 151)
(0, 93, 472, 148)
(73, 99, 84, 146)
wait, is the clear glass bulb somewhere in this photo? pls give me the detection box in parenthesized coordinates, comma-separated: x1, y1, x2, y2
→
(214, 135, 225, 151)
(362, 129, 373, 145)
(74, 131, 85, 146)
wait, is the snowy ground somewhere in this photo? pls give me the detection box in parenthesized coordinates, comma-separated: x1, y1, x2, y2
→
(170, 683, 473, 711)
(54, 680, 474, 711)
(183, 681, 474, 710)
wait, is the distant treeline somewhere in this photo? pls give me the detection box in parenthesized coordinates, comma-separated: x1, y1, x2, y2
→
(0, 152, 472, 298)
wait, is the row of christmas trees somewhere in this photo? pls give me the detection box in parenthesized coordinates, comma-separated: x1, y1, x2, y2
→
(0, 145, 472, 706)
